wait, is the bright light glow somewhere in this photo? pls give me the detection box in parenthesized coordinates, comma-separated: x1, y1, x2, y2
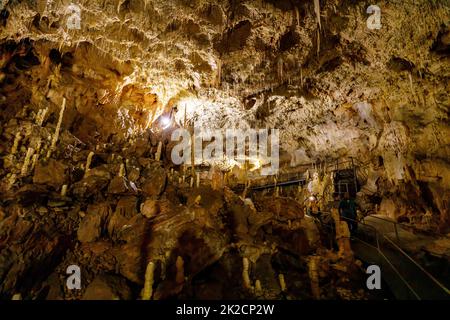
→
(250, 159, 262, 171)
(309, 196, 316, 201)
(160, 116, 172, 129)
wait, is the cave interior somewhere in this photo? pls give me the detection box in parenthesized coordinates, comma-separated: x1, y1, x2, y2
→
(0, 0, 449, 300)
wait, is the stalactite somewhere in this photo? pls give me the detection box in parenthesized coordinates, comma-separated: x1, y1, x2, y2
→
(300, 67, 303, 87)
(217, 58, 222, 88)
(314, 0, 321, 30)
(277, 57, 283, 81)
(317, 29, 320, 57)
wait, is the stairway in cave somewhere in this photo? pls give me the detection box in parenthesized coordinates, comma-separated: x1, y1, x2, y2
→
(332, 168, 359, 199)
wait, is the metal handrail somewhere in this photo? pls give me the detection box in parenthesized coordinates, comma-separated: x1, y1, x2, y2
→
(313, 213, 420, 298)
(376, 245, 421, 300)
(383, 236, 450, 295)
(363, 214, 401, 242)
(316, 212, 449, 298)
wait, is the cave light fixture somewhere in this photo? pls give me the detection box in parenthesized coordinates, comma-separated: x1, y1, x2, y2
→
(160, 115, 172, 130)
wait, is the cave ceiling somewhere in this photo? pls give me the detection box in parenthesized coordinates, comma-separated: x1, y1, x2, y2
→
(0, 0, 449, 165)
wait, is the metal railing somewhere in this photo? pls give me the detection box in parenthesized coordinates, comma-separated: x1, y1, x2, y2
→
(313, 211, 450, 299)
(363, 214, 401, 242)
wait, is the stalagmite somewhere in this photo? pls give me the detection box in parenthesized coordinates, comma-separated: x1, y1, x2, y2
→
(118, 163, 125, 177)
(0, 0, 446, 302)
(36, 107, 48, 126)
(85, 151, 94, 172)
(7, 174, 16, 189)
(255, 280, 263, 296)
(11, 293, 22, 300)
(21, 147, 35, 176)
(11, 131, 21, 155)
(331, 209, 353, 262)
(242, 257, 252, 290)
(35, 138, 42, 154)
(308, 256, 321, 299)
(155, 141, 162, 161)
(30, 154, 39, 171)
(47, 98, 66, 158)
(142, 261, 155, 300)
(175, 256, 185, 285)
(278, 274, 286, 292)
(35, 109, 42, 123)
(61, 184, 68, 197)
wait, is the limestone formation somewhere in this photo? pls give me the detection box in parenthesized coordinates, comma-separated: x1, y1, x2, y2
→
(0, 0, 448, 301)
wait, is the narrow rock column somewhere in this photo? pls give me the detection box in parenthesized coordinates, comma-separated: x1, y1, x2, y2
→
(331, 208, 353, 262)
(278, 274, 286, 292)
(155, 141, 162, 161)
(61, 184, 68, 196)
(47, 98, 66, 158)
(21, 147, 35, 176)
(255, 280, 263, 296)
(142, 261, 155, 300)
(308, 256, 321, 299)
(30, 154, 39, 171)
(175, 256, 185, 285)
(85, 151, 94, 172)
(118, 163, 125, 177)
(242, 257, 252, 290)
(11, 131, 21, 155)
